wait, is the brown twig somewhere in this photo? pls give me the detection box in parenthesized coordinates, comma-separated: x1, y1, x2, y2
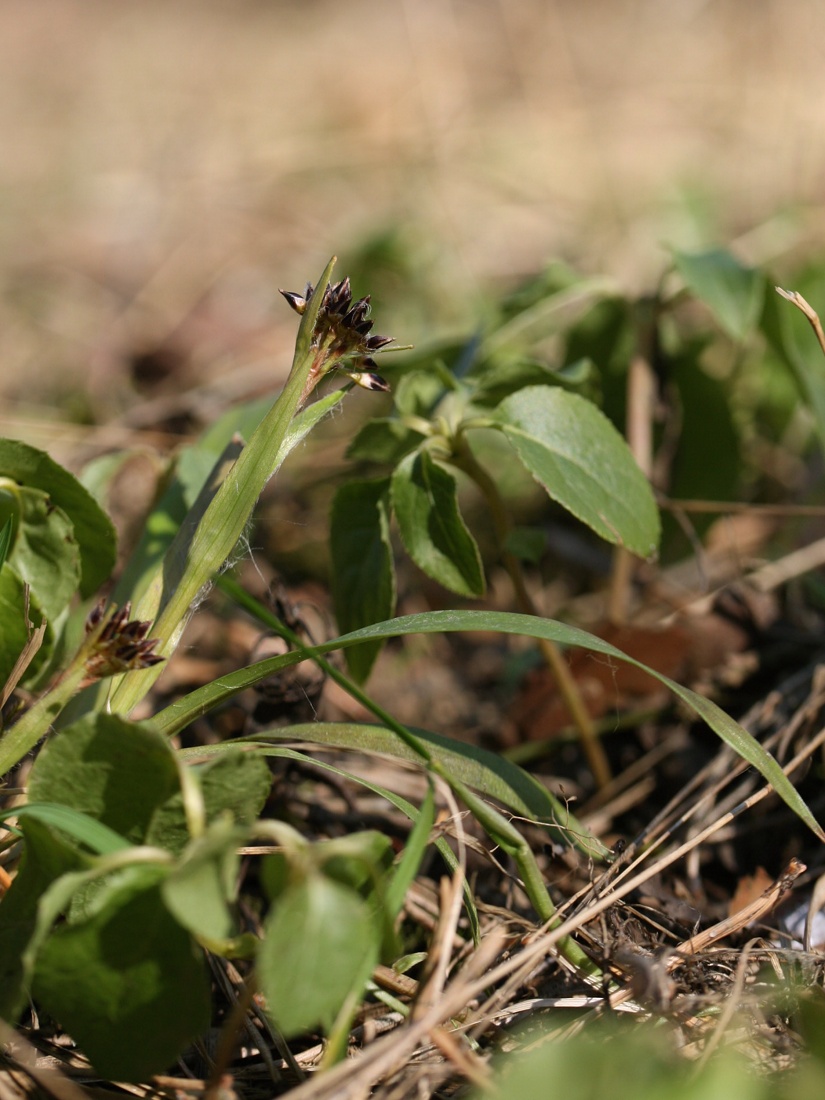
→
(776, 286, 825, 359)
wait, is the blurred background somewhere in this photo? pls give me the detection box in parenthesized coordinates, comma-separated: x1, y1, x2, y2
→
(2, 0, 825, 447)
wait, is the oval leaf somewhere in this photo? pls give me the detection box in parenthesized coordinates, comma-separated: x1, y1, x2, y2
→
(496, 386, 659, 557)
(12, 488, 81, 620)
(259, 873, 379, 1036)
(672, 247, 765, 342)
(32, 867, 210, 1082)
(0, 438, 116, 596)
(391, 450, 485, 597)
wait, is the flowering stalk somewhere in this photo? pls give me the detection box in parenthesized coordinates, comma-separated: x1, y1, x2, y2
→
(108, 257, 396, 716)
(0, 603, 163, 778)
(279, 275, 395, 405)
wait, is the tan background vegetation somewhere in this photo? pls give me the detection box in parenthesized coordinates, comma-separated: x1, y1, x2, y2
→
(2, 0, 824, 443)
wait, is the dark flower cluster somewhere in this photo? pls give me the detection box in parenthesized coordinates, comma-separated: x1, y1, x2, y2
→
(84, 601, 164, 679)
(280, 276, 393, 392)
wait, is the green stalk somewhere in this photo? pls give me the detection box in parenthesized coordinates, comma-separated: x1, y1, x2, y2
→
(108, 257, 338, 716)
(0, 661, 87, 779)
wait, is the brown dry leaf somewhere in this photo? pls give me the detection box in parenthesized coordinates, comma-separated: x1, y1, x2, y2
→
(728, 866, 774, 918)
(512, 621, 692, 739)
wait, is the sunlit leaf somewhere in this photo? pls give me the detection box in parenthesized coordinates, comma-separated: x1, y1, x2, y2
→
(392, 450, 485, 597)
(496, 386, 659, 557)
(672, 247, 765, 342)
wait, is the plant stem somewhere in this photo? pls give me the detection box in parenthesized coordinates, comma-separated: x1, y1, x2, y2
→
(453, 439, 613, 790)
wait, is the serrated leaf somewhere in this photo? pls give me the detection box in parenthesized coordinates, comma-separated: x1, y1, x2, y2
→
(496, 386, 659, 557)
(391, 450, 485, 597)
(330, 478, 395, 682)
(259, 873, 380, 1036)
(32, 866, 210, 1082)
(672, 247, 765, 342)
(0, 438, 116, 596)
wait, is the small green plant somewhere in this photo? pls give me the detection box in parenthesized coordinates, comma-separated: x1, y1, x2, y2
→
(0, 254, 821, 1085)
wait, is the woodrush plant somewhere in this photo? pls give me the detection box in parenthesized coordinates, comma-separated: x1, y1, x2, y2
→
(0, 255, 821, 1084)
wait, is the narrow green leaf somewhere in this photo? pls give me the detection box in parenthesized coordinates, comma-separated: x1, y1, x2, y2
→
(156, 609, 824, 842)
(252, 722, 606, 860)
(258, 874, 380, 1037)
(391, 450, 485, 597)
(32, 866, 210, 1082)
(386, 781, 436, 918)
(330, 478, 396, 682)
(496, 386, 660, 558)
(0, 438, 116, 596)
(0, 516, 13, 568)
(1, 803, 131, 854)
(482, 275, 618, 357)
(672, 247, 765, 342)
(108, 258, 338, 714)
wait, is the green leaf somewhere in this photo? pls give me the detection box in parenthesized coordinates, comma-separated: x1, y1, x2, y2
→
(0, 563, 50, 686)
(470, 357, 589, 407)
(386, 781, 436, 918)
(496, 386, 660, 557)
(479, 1015, 764, 1100)
(391, 450, 485, 597)
(258, 873, 380, 1037)
(0, 438, 116, 597)
(148, 749, 272, 856)
(347, 418, 427, 464)
(161, 818, 244, 942)
(32, 865, 210, 1082)
(247, 723, 607, 861)
(483, 274, 618, 357)
(672, 247, 765, 342)
(1, 803, 131, 855)
(0, 817, 87, 1020)
(108, 258, 338, 714)
(330, 478, 396, 681)
(28, 714, 183, 847)
(155, 609, 824, 842)
(0, 516, 13, 568)
(11, 488, 81, 620)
